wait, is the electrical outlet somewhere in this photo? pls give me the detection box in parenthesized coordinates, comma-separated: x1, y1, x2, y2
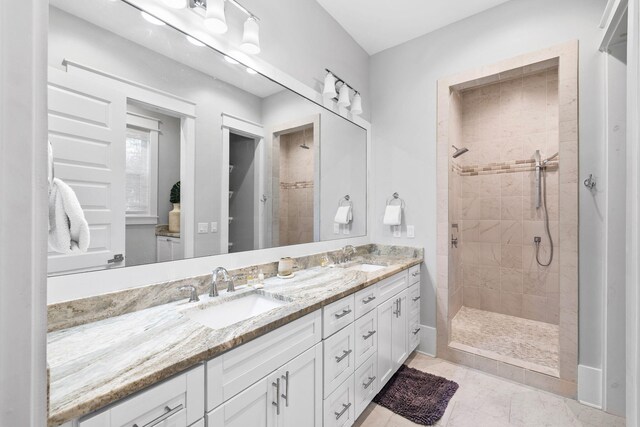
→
(334, 223, 340, 234)
(198, 223, 209, 234)
(211, 222, 218, 233)
(407, 225, 415, 238)
(393, 226, 401, 238)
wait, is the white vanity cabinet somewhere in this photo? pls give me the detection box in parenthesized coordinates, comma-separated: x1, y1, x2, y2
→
(377, 289, 409, 386)
(156, 237, 183, 263)
(207, 344, 323, 427)
(78, 364, 205, 427)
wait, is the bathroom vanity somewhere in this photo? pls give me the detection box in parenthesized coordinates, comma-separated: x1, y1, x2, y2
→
(48, 245, 423, 427)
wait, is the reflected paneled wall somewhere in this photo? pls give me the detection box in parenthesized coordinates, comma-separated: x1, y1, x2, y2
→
(455, 68, 560, 324)
(278, 129, 314, 246)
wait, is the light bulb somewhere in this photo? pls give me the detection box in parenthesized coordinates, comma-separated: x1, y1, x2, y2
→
(241, 17, 261, 54)
(323, 72, 337, 99)
(337, 84, 351, 108)
(204, 0, 228, 34)
(350, 93, 363, 115)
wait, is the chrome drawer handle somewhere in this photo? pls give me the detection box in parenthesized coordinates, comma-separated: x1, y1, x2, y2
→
(133, 404, 183, 427)
(412, 328, 421, 335)
(334, 309, 352, 319)
(334, 403, 352, 420)
(412, 271, 420, 277)
(272, 378, 281, 415)
(412, 296, 421, 302)
(335, 349, 352, 363)
(363, 376, 376, 389)
(362, 296, 376, 304)
(362, 330, 376, 340)
(281, 371, 289, 407)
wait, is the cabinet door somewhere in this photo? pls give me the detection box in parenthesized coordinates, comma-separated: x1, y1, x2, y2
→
(376, 297, 395, 387)
(392, 290, 409, 367)
(280, 344, 323, 427)
(207, 376, 277, 427)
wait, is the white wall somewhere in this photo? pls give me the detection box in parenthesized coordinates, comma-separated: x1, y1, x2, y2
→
(0, 1, 48, 425)
(370, 0, 607, 366)
(240, 0, 370, 119)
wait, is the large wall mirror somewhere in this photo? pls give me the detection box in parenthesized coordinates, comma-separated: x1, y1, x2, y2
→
(47, 0, 367, 276)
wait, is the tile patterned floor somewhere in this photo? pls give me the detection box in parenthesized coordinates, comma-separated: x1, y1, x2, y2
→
(355, 353, 625, 427)
(450, 306, 559, 376)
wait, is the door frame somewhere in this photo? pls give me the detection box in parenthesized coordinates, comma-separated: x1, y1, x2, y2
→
(63, 60, 198, 259)
(221, 113, 265, 253)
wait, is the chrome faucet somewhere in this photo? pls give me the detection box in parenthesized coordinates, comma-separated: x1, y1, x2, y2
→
(211, 267, 235, 297)
(178, 285, 200, 302)
(341, 245, 357, 264)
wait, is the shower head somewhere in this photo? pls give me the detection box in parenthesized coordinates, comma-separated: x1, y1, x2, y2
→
(451, 145, 469, 158)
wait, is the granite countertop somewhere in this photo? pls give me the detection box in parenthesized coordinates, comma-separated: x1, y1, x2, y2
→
(47, 254, 422, 426)
(155, 224, 180, 238)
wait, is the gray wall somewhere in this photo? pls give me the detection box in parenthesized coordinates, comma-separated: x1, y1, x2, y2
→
(370, 0, 607, 369)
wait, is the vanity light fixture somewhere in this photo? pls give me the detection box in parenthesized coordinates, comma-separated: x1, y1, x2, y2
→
(186, 35, 206, 47)
(162, 0, 189, 9)
(323, 69, 363, 115)
(141, 11, 166, 26)
(204, 0, 228, 34)
(189, 0, 261, 54)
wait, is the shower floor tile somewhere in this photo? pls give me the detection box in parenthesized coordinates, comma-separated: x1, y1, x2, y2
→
(450, 306, 559, 377)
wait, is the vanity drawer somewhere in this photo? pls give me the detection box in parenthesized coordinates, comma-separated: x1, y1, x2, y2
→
(323, 375, 355, 427)
(354, 310, 377, 368)
(378, 271, 408, 303)
(409, 265, 421, 286)
(354, 284, 379, 318)
(323, 323, 356, 398)
(409, 313, 421, 353)
(79, 364, 204, 427)
(354, 353, 378, 420)
(408, 282, 420, 317)
(322, 294, 355, 338)
(207, 310, 322, 410)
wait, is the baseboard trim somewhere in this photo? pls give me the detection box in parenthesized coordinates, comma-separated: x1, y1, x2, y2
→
(417, 324, 436, 357)
(578, 364, 603, 409)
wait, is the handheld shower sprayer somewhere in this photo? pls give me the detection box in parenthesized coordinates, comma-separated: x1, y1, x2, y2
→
(533, 150, 557, 267)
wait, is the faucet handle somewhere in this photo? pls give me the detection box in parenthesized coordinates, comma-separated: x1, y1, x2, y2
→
(179, 285, 200, 303)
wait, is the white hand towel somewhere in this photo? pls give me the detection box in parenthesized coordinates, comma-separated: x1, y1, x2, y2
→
(334, 206, 352, 225)
(383, 205, 402, 226)
(48, 178, 90, 254)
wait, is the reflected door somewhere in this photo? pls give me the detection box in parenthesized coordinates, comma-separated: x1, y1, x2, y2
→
(47, 67, 127, 274)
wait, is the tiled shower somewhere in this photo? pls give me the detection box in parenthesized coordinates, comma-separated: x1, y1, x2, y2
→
(437, 44, 579, 392)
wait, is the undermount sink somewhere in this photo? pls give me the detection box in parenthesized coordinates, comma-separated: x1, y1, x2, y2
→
(348, 263, 387, 273)
(183, 292, 287, 330)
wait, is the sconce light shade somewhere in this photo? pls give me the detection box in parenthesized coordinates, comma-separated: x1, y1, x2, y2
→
(205, 0, 228, 34)
(323, 73, 337, 99)
(162, 0, 188, 9)
(240, 17, 261, 54)
(350, 93, 363, 115)
(337, 84, 351, 108)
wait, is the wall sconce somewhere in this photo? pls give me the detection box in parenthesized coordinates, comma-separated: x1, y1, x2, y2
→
(189, 0, 261, 54)
(322, 69, 363, 116)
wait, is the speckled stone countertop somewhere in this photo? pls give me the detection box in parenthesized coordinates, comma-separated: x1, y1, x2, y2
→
(155, 224, 180, 238)
(47, 249, 422, 426)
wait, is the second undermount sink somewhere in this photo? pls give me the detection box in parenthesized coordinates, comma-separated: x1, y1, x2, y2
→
(348, 263, 387, 273)
(183, 292, 287, 330)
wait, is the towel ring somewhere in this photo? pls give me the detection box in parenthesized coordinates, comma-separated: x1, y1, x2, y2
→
(386, 192, 405, 209)
(338, 195, 353, 208)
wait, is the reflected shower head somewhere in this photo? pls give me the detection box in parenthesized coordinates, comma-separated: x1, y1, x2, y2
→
(452, 145, 469, 158)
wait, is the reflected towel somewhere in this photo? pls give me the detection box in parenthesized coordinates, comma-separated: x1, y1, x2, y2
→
(48, 178, 90, 254)
(334, 205, 352, 224)
(383, 205, 402, 226)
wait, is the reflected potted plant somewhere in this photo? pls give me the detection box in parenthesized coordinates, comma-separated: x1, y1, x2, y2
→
(168, 181, 181, 233)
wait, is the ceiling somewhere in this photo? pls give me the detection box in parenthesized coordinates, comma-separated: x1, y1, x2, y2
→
(315, 0, 513, 55)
